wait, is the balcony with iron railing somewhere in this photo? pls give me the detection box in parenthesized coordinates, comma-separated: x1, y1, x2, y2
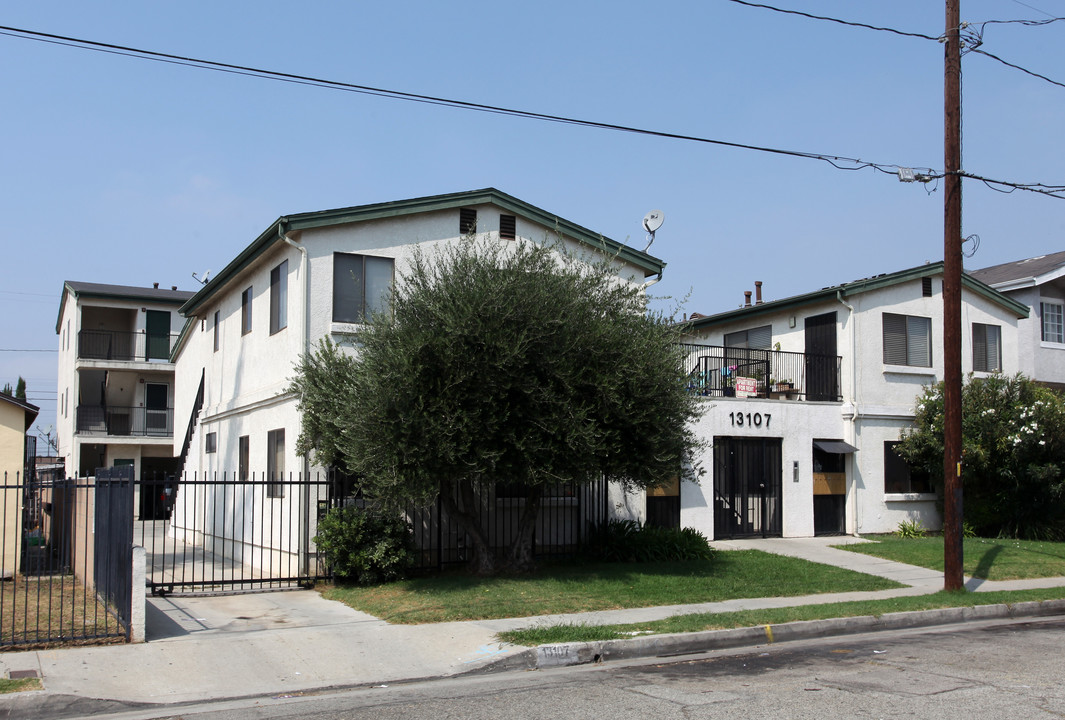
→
(680, 343, 842, 402)
(75, 405, 175, 437)
(77, 330, 181, 363)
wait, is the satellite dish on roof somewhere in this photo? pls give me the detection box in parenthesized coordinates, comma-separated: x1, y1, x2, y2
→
(642, 210, 664, 252)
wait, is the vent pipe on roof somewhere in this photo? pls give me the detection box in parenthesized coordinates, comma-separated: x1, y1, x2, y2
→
(755, 281, 763, 305)
(171, 286, 177, 291)
(744, 291, 752, 308)
(153, 283, 159, 289)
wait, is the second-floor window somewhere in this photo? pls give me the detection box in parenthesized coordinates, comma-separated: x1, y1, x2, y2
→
(270, 261, 288, 335)
(241, 287, 253, 335)
(1042, 301, 1064, 344)
(972, 323, 1002, 372)
(332, 253, 394, 323)
(213, 310, 220, 352)
(883, 313, 931, 367)
(724, 325, 772, 349)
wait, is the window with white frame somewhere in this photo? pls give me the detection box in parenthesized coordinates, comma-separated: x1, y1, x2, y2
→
(1041, 301, 1064, 344)
(270, 260, 288, 335)
(972, 323, 1002, 372)
(883, 313, 931, 367)
(724, 325, 772, 349)
(267, 428, 285, 498)
(241, 287, 253, 335)
(332, 253, 394, 324)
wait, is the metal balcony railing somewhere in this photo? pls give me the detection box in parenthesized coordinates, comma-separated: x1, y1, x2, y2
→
(679, 343, 842, 402)
(75, 405, 175, 437)
(77, 330, 180, 362)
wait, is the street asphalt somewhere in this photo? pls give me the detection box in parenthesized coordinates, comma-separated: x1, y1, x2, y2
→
(1, 536, 1063, 713)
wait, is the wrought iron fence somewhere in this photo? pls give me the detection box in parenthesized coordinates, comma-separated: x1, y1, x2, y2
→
(77, 329, 180, 362)
(679, 343, 842, 401)
(1, 472, 130, 648)
(76, 405, 174, 437)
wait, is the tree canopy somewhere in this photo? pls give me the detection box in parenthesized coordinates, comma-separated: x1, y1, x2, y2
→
(896, 373, 1065, 540)
(292, 237, 702, 573)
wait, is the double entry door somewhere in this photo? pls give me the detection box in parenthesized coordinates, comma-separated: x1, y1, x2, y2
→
(713, 437, 783, 539)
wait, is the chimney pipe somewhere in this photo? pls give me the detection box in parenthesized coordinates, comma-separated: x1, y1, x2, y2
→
(744, 291, 752, 308)
(755, 281, 763, 305)
(171, 286, 177, 291)
(153, 282, 159, 289)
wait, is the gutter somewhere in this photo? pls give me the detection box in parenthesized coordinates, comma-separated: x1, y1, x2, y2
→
(837, 290, 861, 536)
(282, 224, 313, 575)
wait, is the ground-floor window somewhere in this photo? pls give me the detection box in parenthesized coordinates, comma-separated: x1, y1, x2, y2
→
(884, 441, 931, 494)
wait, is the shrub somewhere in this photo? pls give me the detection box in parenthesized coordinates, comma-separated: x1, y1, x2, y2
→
(314, 505, 417, 584)
(586, 519, 715, 562)
(895, 519, 926, 539)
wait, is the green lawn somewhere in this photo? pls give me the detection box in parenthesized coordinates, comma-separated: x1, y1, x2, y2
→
(836, 536, 1065, 580)
(320, 550, 902, 624)
(497, 586, 1065, 646)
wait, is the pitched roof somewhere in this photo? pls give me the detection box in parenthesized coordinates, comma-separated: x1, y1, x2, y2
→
(686, 262, 1028, 330)
(968, 250, 1065, 289)
(0, 392, 39, 430)
(179, 188, 667, 317)
(57, 281, 195, 333)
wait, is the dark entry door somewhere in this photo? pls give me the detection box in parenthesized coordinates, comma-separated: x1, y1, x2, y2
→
(145, 310, 171, 360)
(804, 312, 838, 401)
(713, 437, 782, 539)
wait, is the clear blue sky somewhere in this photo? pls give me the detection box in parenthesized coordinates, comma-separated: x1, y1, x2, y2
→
(2, 1, 1062, 446)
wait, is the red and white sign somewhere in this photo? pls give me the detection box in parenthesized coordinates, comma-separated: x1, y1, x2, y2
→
(735, 377, 758, 397)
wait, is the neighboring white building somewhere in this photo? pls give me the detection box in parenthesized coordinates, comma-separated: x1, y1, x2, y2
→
(667, 263, 1028, 539)
(55, 281, 193, 518)
(969, 250, 1065, 392)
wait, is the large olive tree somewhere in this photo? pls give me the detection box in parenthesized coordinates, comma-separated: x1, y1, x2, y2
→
(291, 237, 701, 573)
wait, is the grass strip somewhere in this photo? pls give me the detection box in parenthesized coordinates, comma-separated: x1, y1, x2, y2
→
(0, 677, 42, 694)
(836, 536, 1065, 581)
(321, 550, 902, 624)
(497, 586, 1065, 646)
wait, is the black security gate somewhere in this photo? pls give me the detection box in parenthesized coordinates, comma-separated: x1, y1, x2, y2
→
(95, 466, 135, 640)
(713, 437, 782, 539)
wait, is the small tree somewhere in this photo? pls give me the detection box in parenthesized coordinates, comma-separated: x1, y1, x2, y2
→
(1, 383, 10, 396)
(292, 237, 702, 574)
(14, 377, 26, 401)
(896, 373, 1065, 540)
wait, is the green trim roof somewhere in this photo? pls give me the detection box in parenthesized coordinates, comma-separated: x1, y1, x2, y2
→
(687, 262, 1029, 329)
(180, 188, 666, 317)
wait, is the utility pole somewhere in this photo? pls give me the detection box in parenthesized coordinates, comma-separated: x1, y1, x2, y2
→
(943, 0, 964, 592)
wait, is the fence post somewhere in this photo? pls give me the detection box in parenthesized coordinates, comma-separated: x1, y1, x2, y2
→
(130, 546, 146, 642)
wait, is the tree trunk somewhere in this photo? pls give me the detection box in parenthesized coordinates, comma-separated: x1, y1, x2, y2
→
(503, 485, 543, 573)
(438, 478, 497, 574)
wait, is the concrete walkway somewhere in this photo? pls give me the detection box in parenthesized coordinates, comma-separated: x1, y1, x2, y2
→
(1, 537, 1063, 709)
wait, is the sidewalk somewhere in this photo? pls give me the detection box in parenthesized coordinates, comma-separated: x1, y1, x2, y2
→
(1, 537, 1063, 710)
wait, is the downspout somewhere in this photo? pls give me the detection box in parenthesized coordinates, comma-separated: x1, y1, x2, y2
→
(836, 290, 861, 536)
(282, 223, 314, 574)
(642, 270, 663, 290)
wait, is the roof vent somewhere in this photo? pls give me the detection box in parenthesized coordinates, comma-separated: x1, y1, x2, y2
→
(744, 291, 752, 308)
(755, 281, 763, 305)
(171, 286, 177, 291)
(153, 283, 159, 289)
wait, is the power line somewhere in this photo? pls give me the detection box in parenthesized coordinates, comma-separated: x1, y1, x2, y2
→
(722, 0, 940, 41)
(723, 2, 1065, 91)
(0, 349, 57, 353)
(0, 24, 1061, 200)
(0, 24, 936, 177)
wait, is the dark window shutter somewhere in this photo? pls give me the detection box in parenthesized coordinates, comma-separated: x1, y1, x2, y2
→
(499, 214, 516, 240)
(906, 316, 931, 366)
(922, 277, 933, 297)
(460, 208, 477, 234)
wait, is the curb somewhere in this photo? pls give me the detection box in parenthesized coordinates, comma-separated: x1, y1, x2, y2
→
(473, 599, 1065, 674)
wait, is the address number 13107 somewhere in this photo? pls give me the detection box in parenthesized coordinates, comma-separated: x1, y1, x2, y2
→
(729, 411, 771, 429)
